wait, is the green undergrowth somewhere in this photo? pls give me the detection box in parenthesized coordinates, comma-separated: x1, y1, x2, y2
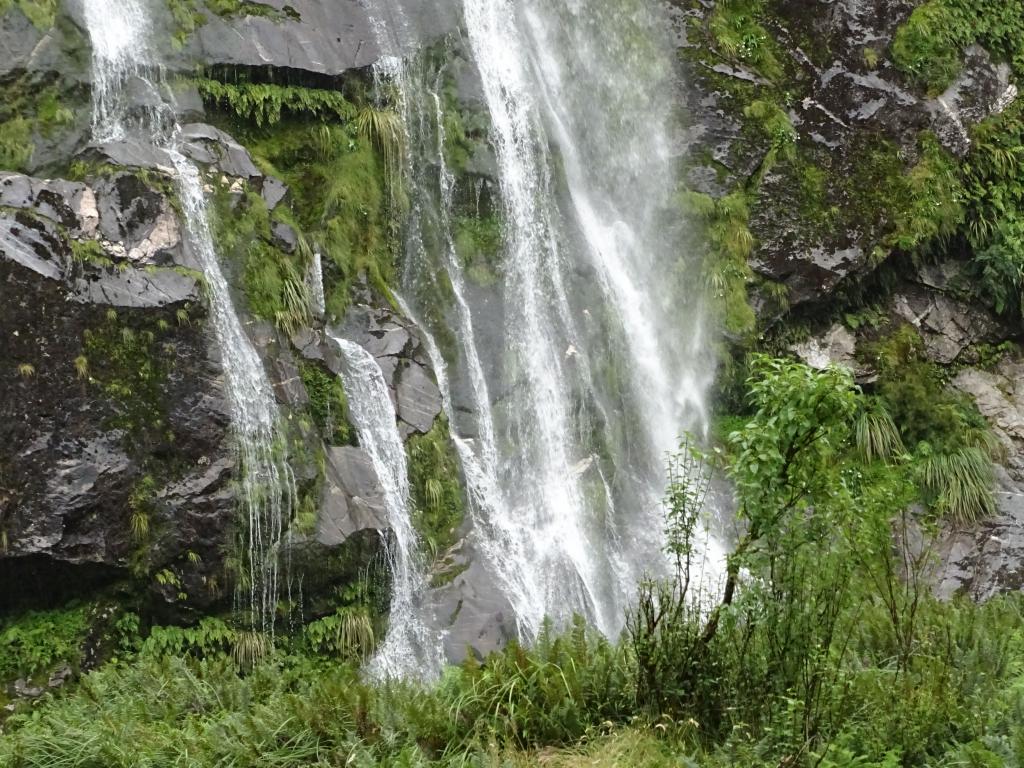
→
(406, 418, 465, 565)
(206, 113, 395, 320)
(3, 357, 1024, 766)
(861, 325, 1000, 522)
(194, 78, 357, 127)
(892, 0, 1024, 96)
(0, 605, 90, 687)
(297, 357, 354, 446)
(209, 184, 314, 333)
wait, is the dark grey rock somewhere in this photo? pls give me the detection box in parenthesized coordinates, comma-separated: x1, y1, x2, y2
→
(318, 446, 389, 546)
(0, 9, 45, 76)
(72, 266, 200, 308)
(395, 361, 443, 435)
(270, 349, 308, 407)
(88, 140, 175, 172)
(891, 288, 1004, 365)
(262, 177, 288, 210)
(93, 173, 183, 263)
(190, 0, 460, 77)
(271, 220, 297, 253)
(933, 470, 1024, 601)
(180, 123, 262, 180)
(0, 211, 70, 281)
(0, 172, 99, 234)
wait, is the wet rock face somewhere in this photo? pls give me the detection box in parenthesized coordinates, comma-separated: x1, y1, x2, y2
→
(188, 0, 460, 78)
(0, 170, 234, 615)
(677, 0, 1016, 310)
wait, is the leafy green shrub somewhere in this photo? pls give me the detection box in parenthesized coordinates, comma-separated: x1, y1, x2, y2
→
(0, 605, 90, 683)
(140, 617, 236, 659)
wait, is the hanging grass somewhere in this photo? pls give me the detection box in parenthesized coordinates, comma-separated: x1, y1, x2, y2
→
(355, 104, 405, 187)
(918, 445, 997, 525)
(855, 400, 905, 464)
(233, 630, 272, 673)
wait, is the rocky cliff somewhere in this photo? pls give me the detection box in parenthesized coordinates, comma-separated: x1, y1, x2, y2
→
(1, 0, 1022, 658)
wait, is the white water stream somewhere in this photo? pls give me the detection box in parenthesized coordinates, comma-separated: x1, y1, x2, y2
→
(82, 0, 295, 633)
(328, 334, 443, 679)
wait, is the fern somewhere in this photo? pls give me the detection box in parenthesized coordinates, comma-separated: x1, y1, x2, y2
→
(194, 79, 357, 127)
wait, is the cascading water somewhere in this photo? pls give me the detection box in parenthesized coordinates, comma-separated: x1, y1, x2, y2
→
(363, 0, 552, 638)
(327, 333, 442, 679)
(398, 0, 720, 643)
(81, 0, 295, 633)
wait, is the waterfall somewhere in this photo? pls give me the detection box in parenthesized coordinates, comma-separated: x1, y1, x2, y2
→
(327, 333, 442, 679)
(367, 2, 548, 637)
(398, 0, 721, 639)
(81, 0, 295, 633)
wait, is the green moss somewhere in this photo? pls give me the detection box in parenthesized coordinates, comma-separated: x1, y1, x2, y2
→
(228, 121, 392, 319)
(166, 0, 205, 49)
(406, 418, 465, 562)
(204, 0, 297, 20)
(707, 0, 786, 82)
(209, 185, 312, 332)
(889, 132, 965, 251)
(297, 358, 354, 446)
(0, 116, 33, 171)
(453, 214, 503, 287)
(82, 310, 186, 462)
(891, 0, 1024, 96)
(70, 238, 112, 266)
(742, 99, 797, 180)
(683, 190, 756, 337)
(0, 0, 58, 30)
(0, 75, 81, 172)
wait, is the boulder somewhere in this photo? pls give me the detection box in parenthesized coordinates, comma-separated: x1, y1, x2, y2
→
(928, 45, 1017, 158)
(790, 323, 858, 371)
(932, 469, 1024, 601)
(890, 288, 1003, 365)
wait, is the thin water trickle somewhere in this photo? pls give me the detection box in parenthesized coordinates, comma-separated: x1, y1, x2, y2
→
(328, 333, 443, 680)
(82, 0, 295, 633)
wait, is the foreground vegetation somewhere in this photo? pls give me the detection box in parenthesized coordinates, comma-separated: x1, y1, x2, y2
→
(2, 356, 1022, 767)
